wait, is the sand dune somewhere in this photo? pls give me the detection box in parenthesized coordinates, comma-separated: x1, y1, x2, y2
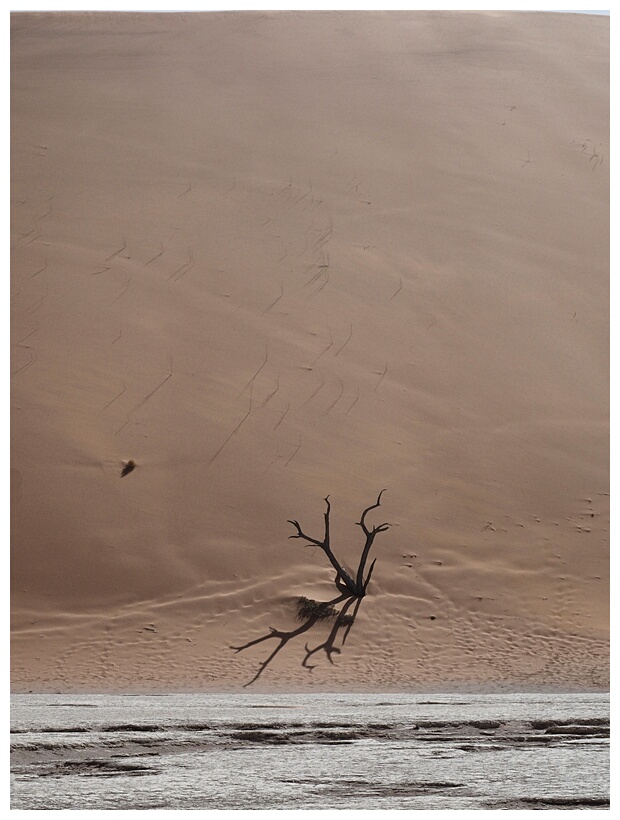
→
(11, 11, 608, 692)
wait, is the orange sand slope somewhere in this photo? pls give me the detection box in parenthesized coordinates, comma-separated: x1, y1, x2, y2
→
(11, 11, 608, 692)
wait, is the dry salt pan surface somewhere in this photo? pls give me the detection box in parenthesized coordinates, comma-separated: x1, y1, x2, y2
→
(10, 10, 608, 693)
(10, 693, 610, 810)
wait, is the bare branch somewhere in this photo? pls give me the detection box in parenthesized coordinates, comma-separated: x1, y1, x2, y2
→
(288, 503, 357, 596)
(359, 489, 387, 535)
(323, 495, 331, 547)
(287, 520, 323, 548)
(355, 491, 388, 592)
(288, 493, 389, 597)
(363, 557, 377, 593)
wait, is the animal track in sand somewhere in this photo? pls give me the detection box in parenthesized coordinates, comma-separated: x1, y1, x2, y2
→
(31, 260, 48, 278)
(344, 386, 360, 416)
(263, 283, 284, 314)
(321, 378, 345, 416)
(388, 278, 403, 302)
(143, 243, 165, 268)
(273, 401, 290, 430)
(374, 363, 388, 392)
(254, 374, 281, 412)
(109, 277, 132, 306)
(114, 358, 174, 436)
(102, 381, 127, 410)
(301, 370, 325, 407)
(284, 434, 302, 467)
(335, 323, 354, 356)
(104, 236, 127, 264)
(572, 138, 605, 169)
(239, 346, 269, 397)
(167, 249, 194, 282)
(209, 394, 253, 464)
(11, 345, 37, 378)
(12, 196, 53, 249)
(24, 285, 48, 315)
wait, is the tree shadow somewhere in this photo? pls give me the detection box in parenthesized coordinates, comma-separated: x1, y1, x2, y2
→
(230, 592, 364, 687)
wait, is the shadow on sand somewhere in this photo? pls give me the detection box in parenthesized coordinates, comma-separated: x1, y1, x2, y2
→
(231, 593, 364, 687)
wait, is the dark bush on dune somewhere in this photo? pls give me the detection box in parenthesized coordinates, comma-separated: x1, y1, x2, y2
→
(296, 596, 354, 626)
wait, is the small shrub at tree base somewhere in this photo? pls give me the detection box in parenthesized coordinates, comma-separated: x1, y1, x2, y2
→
(296, 596, 339, 622)
(296, 597, 355, 626)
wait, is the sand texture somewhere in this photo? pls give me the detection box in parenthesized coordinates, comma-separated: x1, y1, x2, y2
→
(11, 11, 609, 692)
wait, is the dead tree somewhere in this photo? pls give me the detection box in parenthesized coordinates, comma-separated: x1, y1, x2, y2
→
(231, 493, 389, 685)
(287, 490, 390, 598)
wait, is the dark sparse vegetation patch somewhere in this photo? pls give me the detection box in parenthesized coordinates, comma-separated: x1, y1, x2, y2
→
(297, 595, 353, 626)
(296, 596, 341, 623)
